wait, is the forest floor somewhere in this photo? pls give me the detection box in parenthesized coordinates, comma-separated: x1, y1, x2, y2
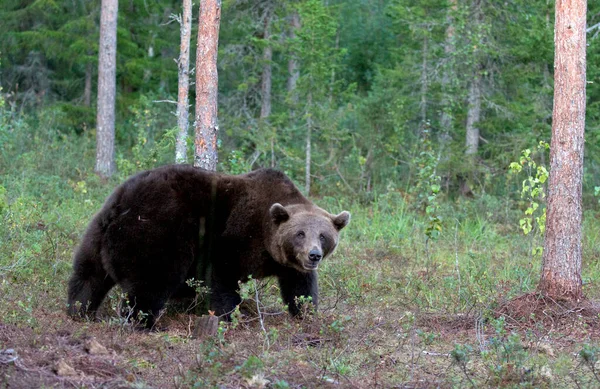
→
(2, 232, 600, 388)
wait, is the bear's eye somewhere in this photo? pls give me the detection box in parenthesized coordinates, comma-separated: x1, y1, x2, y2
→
(297, 231, 305, 239)
(319, 234, 326, 243)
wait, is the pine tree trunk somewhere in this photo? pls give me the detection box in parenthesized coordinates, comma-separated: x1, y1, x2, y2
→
(175, 0, 192, 164)
(287, 10, 300, 98)
(260, 8, 273, 167)
(464, 68, 481, 155)
(305, 92, 312, 195)
(538, 0, 586, 301)
(95, 0, 118, 178)
(439, 0, 456, 136)
(465, 0, 482, 156)
(260, 11, 272, 120)
(420, 35, 428, 126)
(194, 0, 221, 171)
(84, 62, 92, 107)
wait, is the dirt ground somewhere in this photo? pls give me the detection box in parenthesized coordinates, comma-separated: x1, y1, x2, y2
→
(2, 296, 600, 389)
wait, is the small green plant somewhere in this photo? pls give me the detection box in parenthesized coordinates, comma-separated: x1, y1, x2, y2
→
(235, 355, 264, 379)
(184, 278, 209, 312)
(223, 149, 251, 175)
(481, 316, 545, 386)
(450, 343, 476, 388)
(578, 344, 600, 383)
(509, 141, 549, 256)
(410, 128, 442, 242)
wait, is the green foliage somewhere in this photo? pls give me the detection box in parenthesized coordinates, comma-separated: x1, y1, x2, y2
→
(410, 128, 442, 241)
(509, 141, 549, 256)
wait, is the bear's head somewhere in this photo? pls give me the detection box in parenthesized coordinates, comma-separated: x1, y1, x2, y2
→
(268, 203, 350, 272)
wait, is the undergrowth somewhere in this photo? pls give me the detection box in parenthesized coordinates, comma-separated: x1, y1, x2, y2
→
(1, 111, 600, 388)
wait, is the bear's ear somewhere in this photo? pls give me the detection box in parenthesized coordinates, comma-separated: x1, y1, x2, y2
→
(269, 203, 290, 225)
(332, 211, 351, 231)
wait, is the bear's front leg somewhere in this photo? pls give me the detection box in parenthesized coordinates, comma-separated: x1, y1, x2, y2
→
(210, 281, 242, 319)
(277, 269, 318, 316)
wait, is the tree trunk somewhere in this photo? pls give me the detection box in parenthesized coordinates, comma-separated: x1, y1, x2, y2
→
(260, 10, 272, 120)
(420, 34, 428, 126)
(464, 68, 481, 155)
(175, 0, 192, 164)
(287, 10, 300, 98)
(305, 92, 312, 195)
(84, 62, 92, 107)
(260, 7, 273, 167)
(95, 0, 118, 178)
(465, 0, 483, 156)
(538, 0, 586, 301)
(194, 0, 221, 171)
(439, 0, 456, 136)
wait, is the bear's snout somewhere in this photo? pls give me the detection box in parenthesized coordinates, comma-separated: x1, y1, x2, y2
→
(308, 248, 323, 263)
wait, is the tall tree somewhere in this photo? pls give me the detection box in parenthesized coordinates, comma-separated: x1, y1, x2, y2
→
(260, 3, 274, 166)
(538, 0, 587, 301)
(194, 0, 221, 170)
(287, 9, 300, 97)
(464, 0, 483, 156)
(293, 0, 339, 195)
(96, 0, 118, 177)
(439, 0, 456, 138)
(176, 0, 192, 164)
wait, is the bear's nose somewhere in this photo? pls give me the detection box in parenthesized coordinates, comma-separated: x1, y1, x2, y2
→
(309, 249, 323, 262)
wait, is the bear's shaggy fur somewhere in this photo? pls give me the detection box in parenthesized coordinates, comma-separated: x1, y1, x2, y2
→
(67, 165, 350, 328)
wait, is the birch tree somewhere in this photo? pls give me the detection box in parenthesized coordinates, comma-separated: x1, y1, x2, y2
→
(175, 0, 192, 164)
(95, 0, 118, 178)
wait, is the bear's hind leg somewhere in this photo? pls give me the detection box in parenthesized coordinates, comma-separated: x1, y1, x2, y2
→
(67, 259, 115, 318)
(67, 223, 116, 318)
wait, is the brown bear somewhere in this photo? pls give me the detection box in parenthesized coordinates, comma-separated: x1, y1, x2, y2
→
(67, 165, 350, 328)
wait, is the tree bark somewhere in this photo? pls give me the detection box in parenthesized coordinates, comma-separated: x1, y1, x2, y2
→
(305, 92, 312, 195)
(84, 62, 92, 107)
(538, 0, 586, 301)
(260, 7, 274, 167)
(287, 10, 300, 98)
(464, 68, 481, 155)
(420, 34, 428, 126)
(260, 10, 272, 120)
(95, 0, 118, 178)
(194, 0, 221, 171)
(465, 0, 482, 156)
(439, 0, 456, 136)
(175, 0, 192, 164)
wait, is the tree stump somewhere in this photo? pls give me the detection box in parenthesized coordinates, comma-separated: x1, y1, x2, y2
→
(192, 315, 219, 339)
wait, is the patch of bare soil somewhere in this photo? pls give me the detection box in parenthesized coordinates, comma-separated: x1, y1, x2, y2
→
(0, 307, 362, 388)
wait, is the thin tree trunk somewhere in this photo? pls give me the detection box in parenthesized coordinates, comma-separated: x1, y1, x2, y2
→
(260, 11, 272, 120)
(84, 62, 92, 107)
(538, 0, 586, 301)
(95, 0, 118, 178)
(328, 28, 339, 104)
(287, 10, 300, 98)
(305, 92, 312, 195)
(260, 7, 274, 167)
(440, 0, 456, 136)
(464, 68, 481, 155)
(194, 0, 221, 171)
(465, 0, 482, 156)
(175, 0, 192, 164)
(420, 34, 428, 126)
